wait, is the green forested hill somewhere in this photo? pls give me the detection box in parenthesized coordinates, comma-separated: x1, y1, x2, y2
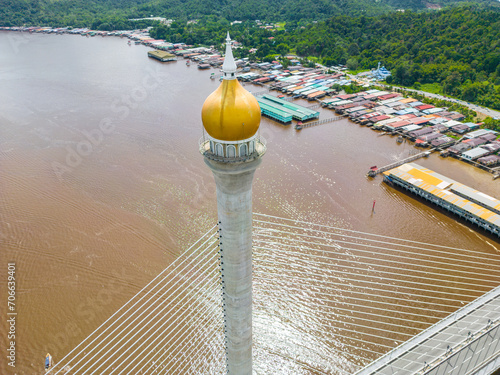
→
(1, 0, 498, 26)
(287, 6, 500, 108)
(149, 6, 500, 109)
(1, 1, 499, 109)
(137, 0, 498, 21)
(0, 0, 150, 28)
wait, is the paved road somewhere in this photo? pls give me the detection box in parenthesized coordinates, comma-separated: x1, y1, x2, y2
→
(361, 79, 500, 120)
(325, 66, 500, 120)
(389, 86, 500, 120)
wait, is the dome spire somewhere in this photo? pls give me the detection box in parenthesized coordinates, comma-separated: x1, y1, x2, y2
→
(222, 32, 237, 80)
(201, 31, 261, 142)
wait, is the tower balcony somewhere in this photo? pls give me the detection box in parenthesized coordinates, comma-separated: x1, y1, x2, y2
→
(199, 134, 267, 163)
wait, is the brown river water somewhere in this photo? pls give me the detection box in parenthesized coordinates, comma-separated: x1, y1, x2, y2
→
(0, 32, 499, 374)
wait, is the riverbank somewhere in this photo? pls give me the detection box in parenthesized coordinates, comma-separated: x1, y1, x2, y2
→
(4, 25, 500, 121)
(3, 26, 498, 179)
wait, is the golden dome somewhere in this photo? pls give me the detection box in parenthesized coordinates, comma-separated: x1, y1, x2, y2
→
(201, 79, 261, 141)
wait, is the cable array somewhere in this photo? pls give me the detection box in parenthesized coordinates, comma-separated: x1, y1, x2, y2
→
(252, 214, 500, 374)
(45, 214, 500, 374)
(47, 225, 225, 375)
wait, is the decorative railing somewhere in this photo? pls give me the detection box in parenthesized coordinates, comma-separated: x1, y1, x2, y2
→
(199, 136, 267, 163)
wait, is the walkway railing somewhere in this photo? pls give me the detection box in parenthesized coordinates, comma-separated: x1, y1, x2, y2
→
(355, 285, 500, 375)
(295, 116, 343, 129)
(424, 319, 500, 375)
(367, 150, 434, 176)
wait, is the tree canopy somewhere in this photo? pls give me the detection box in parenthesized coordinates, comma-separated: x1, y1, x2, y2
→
(1, 1, 499, 109)
(149, 6, 500, 109)
(1, 0, 499, 26)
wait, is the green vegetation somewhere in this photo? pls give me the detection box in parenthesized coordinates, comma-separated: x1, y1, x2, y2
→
(415, 83, 442, 95)
(2, 0, 499, 27)
(275, 22, 286, 31)
(348, 68, 371, 75)
(483, 117, 500, 131)
(0, 0, 154, 29)
(335, 83, 367, 94)
(149, 6, 500, 109)
(1, 2, 499, 111)
(285, 6, 500, 109)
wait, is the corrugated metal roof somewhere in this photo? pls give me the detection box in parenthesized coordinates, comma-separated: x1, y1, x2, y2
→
(401, 124, 422, 132)
(461, 147, 489, 159)
(374, 117, 399, 126)
(387, 120, 411, 129)
(399, 98, 417, 104)
(383, 163, 500, 229)
(450, 184, 500, 213)
(408, 118, 430, 125)
(416, 104, 434, 110)
(464, 129, 498, 139)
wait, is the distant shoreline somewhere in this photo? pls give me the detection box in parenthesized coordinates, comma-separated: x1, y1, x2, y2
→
(2, 28, 499, 179)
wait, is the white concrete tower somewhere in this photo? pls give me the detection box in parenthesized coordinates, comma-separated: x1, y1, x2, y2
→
(199, 32, 266, 374)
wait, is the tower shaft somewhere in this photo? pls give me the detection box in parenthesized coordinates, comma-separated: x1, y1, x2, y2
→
(200, 32, 265, 375)
(205, 158, 261, 375)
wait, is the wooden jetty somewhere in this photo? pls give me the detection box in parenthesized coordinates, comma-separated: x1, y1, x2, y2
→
(252, 89, 271, 96)
(306, 104, 321, 110)
(367, 150, 435, 177)
(295, 116, 343, 130)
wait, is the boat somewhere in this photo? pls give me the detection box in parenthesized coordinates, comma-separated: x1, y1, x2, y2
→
(198, 64, 211, 70)
(210, 72, 215, 80)
(367, 166, 378, 177)
(397, 135, 404, 143)
(45, 353, 53, 371)
(127, 40, 131, 46)
(186, 60, 190, 66)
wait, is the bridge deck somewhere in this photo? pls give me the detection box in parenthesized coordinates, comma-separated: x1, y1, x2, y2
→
(356, 285, 500, 375)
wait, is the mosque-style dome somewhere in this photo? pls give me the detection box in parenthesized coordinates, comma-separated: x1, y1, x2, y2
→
(201, 79, 261, 141)
(201, 33, 261, 142)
